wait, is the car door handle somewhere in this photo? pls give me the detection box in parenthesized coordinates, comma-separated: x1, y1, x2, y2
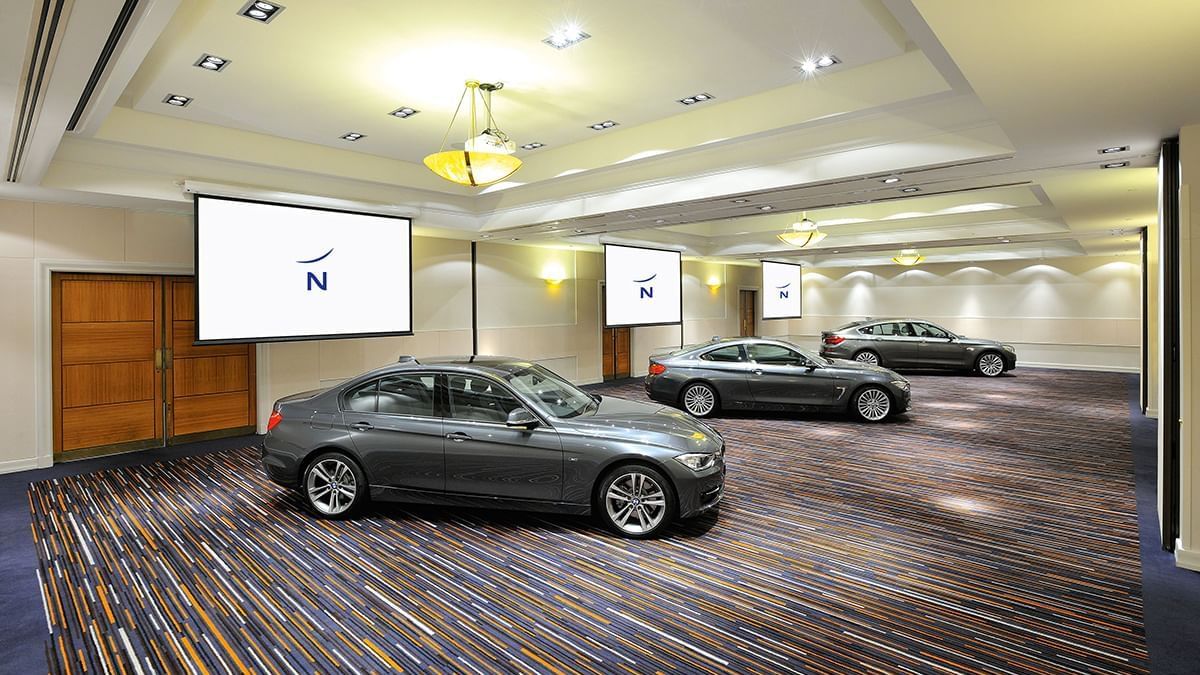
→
(350, 422, 373, 432)
(446, 432, 472, 443)
(752, 369, 764, 375)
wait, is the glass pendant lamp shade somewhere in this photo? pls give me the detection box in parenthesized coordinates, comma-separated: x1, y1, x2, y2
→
(777, 216, 826, 247)
(892, 248, 925, 266)
(423, 81, 523, 187)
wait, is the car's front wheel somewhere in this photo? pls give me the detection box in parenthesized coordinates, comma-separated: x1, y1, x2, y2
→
(852, 385, 892, 422)
(598, 465, 676, 539)
(976, 352, 1006, 377)
(302, 451, 367, 518)
(681, 382, 719, 418)
(854, 349, 882, 366)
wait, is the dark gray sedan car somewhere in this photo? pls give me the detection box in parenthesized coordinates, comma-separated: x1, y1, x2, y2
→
(819, 319, 1017, 377)
(262, 356, 724, 538)
(645, 337, 911, 422)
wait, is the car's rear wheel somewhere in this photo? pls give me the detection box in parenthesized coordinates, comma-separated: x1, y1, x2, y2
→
(853, 386, 892, 422)
(598, 465, 676, 539)
(681, 382, 718, 418)
(303, 451, 366, 518)
(854, 349, 881, 366)
(976, 352, 1005, 377)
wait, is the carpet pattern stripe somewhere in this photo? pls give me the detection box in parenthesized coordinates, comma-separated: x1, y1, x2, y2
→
(29, 369, 1147, 673)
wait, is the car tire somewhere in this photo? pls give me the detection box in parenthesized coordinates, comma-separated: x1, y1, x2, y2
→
(597, 464, 677, 539)
(854, 349, 882, 367)
(680, 382, 719, 418)
(302, 451, 367, 519)
(852, 385, 892, 422)
(976, 351, 1006, 378)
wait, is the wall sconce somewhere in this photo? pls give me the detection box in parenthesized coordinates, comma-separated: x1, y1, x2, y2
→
(541, 262, 567, 285)
(706, 275, 722, 292)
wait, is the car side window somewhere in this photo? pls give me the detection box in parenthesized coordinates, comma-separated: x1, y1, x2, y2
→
(913, 323, 949, 339)
(376, 374, 438, 417)
(858, 324, 880, 336)
(344, 380, 379, 412)
(700, 345, 745, 362)
(448, 375, 524, 423)
(747, 343, 806, 366)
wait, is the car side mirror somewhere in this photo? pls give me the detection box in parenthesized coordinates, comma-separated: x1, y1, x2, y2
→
(506, 408, 540, 430)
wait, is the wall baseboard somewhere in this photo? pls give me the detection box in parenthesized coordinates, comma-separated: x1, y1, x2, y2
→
(0, 457, 40, 476)
(1019, 362, 1140, 374)
(1175, 539, 1200, 572)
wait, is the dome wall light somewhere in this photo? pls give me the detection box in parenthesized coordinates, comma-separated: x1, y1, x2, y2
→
(424, 81, 522, 187)
(777, 213, 827, 248)
(892, 248, 925, 266)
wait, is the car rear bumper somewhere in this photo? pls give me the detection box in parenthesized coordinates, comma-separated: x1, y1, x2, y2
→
(644, 374, 678, 405)
(261, 434, 301, 488)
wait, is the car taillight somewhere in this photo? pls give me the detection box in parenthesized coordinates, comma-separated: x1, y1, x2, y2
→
(267, 409, 283, 432)
(648, 363, 667, 375)
(823, 335, 845, 345)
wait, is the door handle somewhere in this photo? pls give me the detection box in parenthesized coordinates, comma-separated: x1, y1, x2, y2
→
(446, 432, 472, 443)
(753, 369, 764, 376)
(350, 422, 374, 432)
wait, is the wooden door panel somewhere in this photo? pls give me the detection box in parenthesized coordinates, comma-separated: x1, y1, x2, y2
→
(172, 285, 195, 320)
(172, 392, 251, 436)
(615, 328, 631, 378)
(60, 280, 155, 322)
(173, 355, 249, 397)
(62, 362, 154, 408)
(61, 401, 157, 450)
(171, 321, 244, 357)
(61, 322, 155, 364)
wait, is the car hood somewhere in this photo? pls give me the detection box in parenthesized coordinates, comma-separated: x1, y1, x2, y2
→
(558, 395, 722, 453)
(824, 359, 904, 379)
(953, 336, 1005, 348)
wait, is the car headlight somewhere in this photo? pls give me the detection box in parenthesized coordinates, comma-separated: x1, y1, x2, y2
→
(674, 452, 717, 472)
(891, 380, 910, 391)
(1002, 344, 1016, 353)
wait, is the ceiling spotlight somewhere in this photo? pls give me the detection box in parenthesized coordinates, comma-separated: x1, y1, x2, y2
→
(678, 92, 715, 106)
(758, 205, 773, 211)
(892, 248, 925, 266)
(588, 120, 619, 130)
(480, 234, 492, 239)
(543, 24, 590, 49)
(520, 142, 544, 151)
(162, 93, 191, 107)
(816, 55, 838, 68)
(1099, 145, 1129, 154)
(880, 176, 901, 184)
(899, 186, 921, 193)
(655, 219, 666, 224)
(797, 54, 840, 74)
(1102, 161, 1129, 169)
(194, 54, 230, 72)
(389, 106, 419, 118)
(239, 0, 283, 22)
(573, 229, 584, 234)
(340, 132, 365, 141)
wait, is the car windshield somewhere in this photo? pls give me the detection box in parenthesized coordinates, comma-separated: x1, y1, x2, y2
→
(503, 364, 596, 418)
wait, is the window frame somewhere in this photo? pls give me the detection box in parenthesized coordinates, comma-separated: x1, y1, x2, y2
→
(747, 342, 809, 367)
(444, 371, 550, 428)
(340, 372, 444, 420)
(699, 344, 748, 363)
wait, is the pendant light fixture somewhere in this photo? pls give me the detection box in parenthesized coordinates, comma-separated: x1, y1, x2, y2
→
(892, 248, 925, 266)
(424, 81, 522, 187)
(777, 213, 826, 247)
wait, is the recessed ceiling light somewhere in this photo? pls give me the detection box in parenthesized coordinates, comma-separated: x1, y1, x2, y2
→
(194, 54, 230, 72)
(588, 120, 618, 131)
(797, 54, 840, 74)
(520, 142, 544, 151)
(511, 237, 521, 241)
(655, 219, 665, 224)
(880, 176, 901, 184)
(389, 106, 419, 118)
(239, 0, 284, 22)
(1102, 161, 1129, 169)
(678, 92, 715, 106)
(340, 132, 365, 141)
(1099, 145, 1129, 154)
(759, 205, 774, 211)
(1000, 239, 1010, 243)
(543, 24, 590, 49)
(731, 198, 749, 204)
(573, 229, 583, 233)
(480, 234, 491, 239)
(899, 186, 921, 193)
(162, 94, 191, 107)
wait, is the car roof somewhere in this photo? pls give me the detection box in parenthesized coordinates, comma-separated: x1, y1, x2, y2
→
(355, 355, 537, 380)
(683, 336, 805, 352)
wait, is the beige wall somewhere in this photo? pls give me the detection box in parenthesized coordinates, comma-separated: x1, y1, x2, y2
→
(1176, 124, 1200, 571)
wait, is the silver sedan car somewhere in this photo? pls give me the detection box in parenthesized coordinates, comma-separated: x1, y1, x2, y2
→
(644, 337, 911, 422)
(819, 318, 1017, 376)
(262, 356, 725, 538)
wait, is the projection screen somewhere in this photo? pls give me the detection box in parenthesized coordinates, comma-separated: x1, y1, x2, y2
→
(194, 194, 413, 344)
(603, 244, 683, 327)
(761, 260, 803, 319)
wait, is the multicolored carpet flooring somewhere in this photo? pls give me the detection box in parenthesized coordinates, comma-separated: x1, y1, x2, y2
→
(28, 369, 1147, 673)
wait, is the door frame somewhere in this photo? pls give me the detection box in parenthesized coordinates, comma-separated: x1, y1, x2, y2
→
(34, 259, 270, 469)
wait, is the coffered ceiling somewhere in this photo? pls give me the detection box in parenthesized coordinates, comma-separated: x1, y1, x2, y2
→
(1, 0, 1195, 267)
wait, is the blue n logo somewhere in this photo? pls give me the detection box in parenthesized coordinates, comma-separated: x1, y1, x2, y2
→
(776, 282, 791, 300)
(297, 248, 334, 293)
(779, 290, 788, 299)
(634, 273, 657, 300)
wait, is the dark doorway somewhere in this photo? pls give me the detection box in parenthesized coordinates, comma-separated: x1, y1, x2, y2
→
(739, 289, 757, 337)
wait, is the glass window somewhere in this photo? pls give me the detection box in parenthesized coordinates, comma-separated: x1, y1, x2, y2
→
(700, 345, 745, 362)
(912, 323, 949, 338)
(504, 364, 594, 418)
(858, 324, 880, 335)
(376, 374, 438, 417)
(747, 343, 806, 366)
(344, 380, 378, 412)
(448, 375, 524, 423)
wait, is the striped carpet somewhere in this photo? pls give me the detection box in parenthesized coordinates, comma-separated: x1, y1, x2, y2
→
(29, 368, 1147, 674)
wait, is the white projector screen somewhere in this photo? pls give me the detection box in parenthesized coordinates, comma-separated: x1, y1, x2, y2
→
(194, 194, 413, 344)
(762, 260, 803, 319)
(604, 244, 682, 328)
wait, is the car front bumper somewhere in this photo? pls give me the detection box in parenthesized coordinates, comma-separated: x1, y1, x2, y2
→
(664, 450, 726, 519)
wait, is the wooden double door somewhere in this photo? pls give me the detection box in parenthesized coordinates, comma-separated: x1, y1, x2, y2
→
(52, 273, 256, 460)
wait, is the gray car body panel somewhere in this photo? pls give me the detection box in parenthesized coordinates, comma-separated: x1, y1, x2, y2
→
(643, 337, 911, 415)
(818, 318, 1017, 372)
(262, 357, 725, 519)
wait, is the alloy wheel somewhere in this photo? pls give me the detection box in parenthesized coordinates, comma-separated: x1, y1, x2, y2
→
(683, 384, 716, 417)
(978, 353, 1005, 377)
(306, 458, 357, 515)
(855, 351, 880, 366)
(856, 388, 891, 421)
(605, 471, 667, 535)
